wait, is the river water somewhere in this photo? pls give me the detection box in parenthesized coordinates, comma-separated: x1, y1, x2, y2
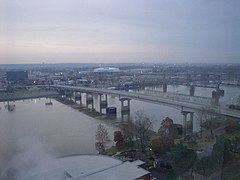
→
(0, 85, 239, 173)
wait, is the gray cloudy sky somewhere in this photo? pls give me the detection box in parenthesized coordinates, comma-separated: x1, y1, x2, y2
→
(0, 0, 239, 64)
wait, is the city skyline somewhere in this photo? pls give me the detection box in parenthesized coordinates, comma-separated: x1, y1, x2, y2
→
(0, 0, 239, 64)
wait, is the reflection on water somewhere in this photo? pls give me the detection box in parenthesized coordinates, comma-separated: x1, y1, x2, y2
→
(0, 98, 117, 171)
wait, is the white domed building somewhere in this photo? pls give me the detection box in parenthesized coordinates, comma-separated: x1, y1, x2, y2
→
(93, 67, 121, 76)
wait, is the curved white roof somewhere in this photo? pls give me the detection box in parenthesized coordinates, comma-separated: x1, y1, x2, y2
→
(93, 67, 120, 73)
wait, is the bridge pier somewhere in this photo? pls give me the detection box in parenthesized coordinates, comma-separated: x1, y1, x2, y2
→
(211, 86, 224, 106)
(99, 94, 108, 114)
(119, 98, 131, 113)
(189, 112, 194, 134)
(74, 92, 82, 105)
(163, 83, 167, 93)
(65, 90, 72, 100)
(121, 111, 130, 122)
(86, 93, 94, 110)
(120, 98, 131, 122)
(182, 111, 188, 136)
(190, 85, 195, 96)
(181, 110, 194, 136)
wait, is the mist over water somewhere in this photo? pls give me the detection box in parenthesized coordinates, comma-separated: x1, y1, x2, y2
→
(1, 138, 63, 180)
(0, 98, 117, 177)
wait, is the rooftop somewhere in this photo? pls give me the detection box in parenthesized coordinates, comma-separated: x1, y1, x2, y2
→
(22, 154, 150, 180)
(93, 67, 120, 73)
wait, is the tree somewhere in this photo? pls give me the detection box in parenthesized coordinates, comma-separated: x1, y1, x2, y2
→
(196, 107, 217, 138)
(134, 110, 152, 153)
(201, 118, 219, 139)
(170, 144, 197, 173)
(158, 117, 178, 139)
(95, 124, 110, 154)
(119, 121, 135, 148)
(195, 156, 216, 176)
(195, 135, 233, 176)
(114, 131, 124, 148)
(149, 137, 174, 155)
(212, 134, 232, 166)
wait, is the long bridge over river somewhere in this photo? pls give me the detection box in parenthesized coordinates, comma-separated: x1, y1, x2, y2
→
(51, 85, 240, 120)
(2, 84, 240, 135)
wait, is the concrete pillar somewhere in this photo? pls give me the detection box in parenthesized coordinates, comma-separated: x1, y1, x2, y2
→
(120, 98, 131, 122)
(65, 90, 72, 100)
(119, 98, 131, 113)
(189, 112, 194, 134)
(86, 93, 88, 107)
(182, 112, 188, 136)
(74, 93, 76, 103)
(212, 90, 220, 106)
(99, 94, 108, 114)
(190, 85, 195, 96)
(181, 110, 194, 135)
(163, 83, 167, 93)
(127, 99, 130, 111)
(100, 94, 102, 114)
(121, 111, 130, 122)
(86, 93, 94, 110)
(74, 92, 82, 105)
(79, 92, 82, 105)
(120, 99, 124, 111)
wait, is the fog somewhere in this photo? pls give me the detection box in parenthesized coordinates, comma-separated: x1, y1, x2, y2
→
(1, 138, 63, 180)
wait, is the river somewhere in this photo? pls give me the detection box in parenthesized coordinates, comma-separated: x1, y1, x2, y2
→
(0, 84, 239, 173)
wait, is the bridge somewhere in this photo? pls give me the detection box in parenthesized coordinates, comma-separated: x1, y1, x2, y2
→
(51, 85, 240, 119)
(4, 84, 239, 135)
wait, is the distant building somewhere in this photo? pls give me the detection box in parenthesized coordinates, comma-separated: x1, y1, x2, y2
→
(6, 71, 28, 82)
(22, 154, 150, 180)
(93, 67, 120, 73)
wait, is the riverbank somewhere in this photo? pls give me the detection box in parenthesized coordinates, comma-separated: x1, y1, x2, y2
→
(55, 96, 103, 118)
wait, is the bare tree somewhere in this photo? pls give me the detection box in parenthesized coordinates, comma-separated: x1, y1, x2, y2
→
(201, 118, 219, 139)
(95, 124, 110, 154)
(196, 107, 218, 138)
(114, 131, 124, 148)
(134, 110, 152, 153)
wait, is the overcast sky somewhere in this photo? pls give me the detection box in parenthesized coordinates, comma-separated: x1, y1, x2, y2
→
(0, 0, 239, 64)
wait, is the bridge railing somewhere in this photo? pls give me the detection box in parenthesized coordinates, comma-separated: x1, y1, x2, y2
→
(143, 90, 213, 105)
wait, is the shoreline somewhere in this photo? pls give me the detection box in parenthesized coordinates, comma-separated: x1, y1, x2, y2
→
(55, 97, 103, 118)
(0, 91, 59, 102)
